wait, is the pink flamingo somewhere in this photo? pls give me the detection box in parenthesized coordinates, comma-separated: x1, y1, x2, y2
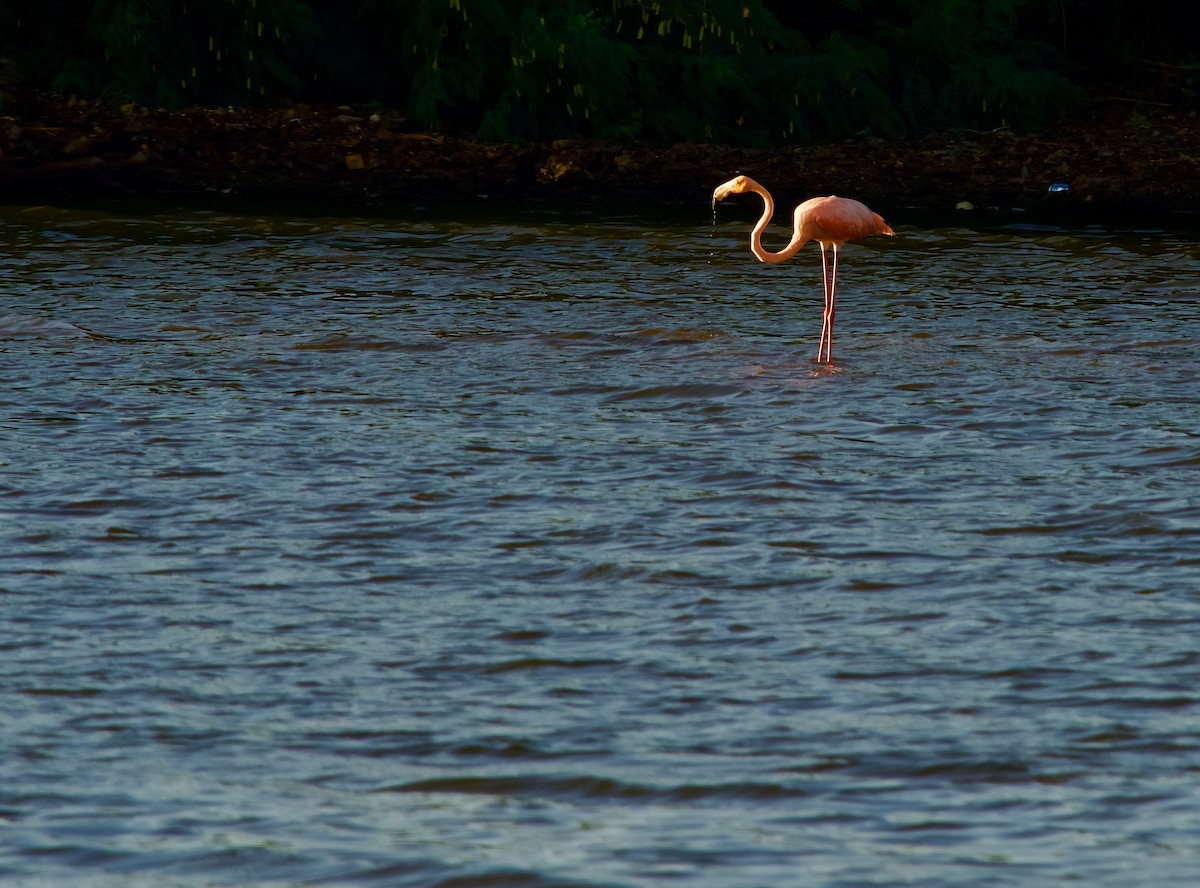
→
(712, 175, 894, 363)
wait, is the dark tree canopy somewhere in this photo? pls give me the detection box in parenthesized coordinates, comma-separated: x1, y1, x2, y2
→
(1, 1, 1193, 145)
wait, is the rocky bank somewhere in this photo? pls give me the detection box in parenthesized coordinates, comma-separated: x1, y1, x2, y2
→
(2, 82, 1198, 216)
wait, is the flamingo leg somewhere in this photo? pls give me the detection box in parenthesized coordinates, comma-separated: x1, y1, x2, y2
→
(817, 244, 842, 363)
(826, 245, 840, 362)
(818, 244, 832, 362)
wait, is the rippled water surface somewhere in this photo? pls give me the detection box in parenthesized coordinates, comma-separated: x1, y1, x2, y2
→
(3, 198, 1200, 887)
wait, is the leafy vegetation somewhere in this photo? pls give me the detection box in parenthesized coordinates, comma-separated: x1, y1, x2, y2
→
(0, 0, 1190, 144)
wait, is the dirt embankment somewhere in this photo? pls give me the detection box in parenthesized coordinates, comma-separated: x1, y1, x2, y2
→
(2, 83, 1198, 215)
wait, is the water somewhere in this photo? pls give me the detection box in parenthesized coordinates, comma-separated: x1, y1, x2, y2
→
(2, 198, 1199, 887)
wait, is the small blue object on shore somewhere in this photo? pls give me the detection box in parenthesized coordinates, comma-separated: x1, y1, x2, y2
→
(1048, 182, 1070, 193)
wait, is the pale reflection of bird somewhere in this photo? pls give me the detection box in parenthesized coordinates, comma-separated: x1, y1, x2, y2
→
(712, 175, 894, 363)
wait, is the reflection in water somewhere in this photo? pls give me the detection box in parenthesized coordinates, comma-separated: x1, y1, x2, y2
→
(2, 202, 1200, 887)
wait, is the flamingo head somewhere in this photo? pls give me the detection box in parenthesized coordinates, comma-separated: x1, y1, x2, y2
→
(711, 175, 760, 210)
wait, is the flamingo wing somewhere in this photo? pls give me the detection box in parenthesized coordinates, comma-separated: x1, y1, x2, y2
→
(797, 196, 894, 244)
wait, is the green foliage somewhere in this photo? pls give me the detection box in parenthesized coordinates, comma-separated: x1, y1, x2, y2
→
(389, 0, 903, 144)
(45, 0, 321, 107)
(1, 0, 1169, 143)
(3, 1, 95, 84)
(876, 0, 1084, 130)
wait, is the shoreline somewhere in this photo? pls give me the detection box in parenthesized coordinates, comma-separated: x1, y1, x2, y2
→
(3, 87, 1198, 217)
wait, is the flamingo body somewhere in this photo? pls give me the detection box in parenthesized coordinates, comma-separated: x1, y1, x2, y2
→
(712, 175, 893, 362)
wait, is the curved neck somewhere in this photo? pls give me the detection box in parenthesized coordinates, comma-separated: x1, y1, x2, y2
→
(748, 183, 807, 265)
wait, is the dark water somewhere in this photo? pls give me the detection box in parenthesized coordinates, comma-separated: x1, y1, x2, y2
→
(2, 199, 1199, 887)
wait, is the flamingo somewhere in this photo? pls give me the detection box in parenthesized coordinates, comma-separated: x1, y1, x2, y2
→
(712, 175, 894, 363)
